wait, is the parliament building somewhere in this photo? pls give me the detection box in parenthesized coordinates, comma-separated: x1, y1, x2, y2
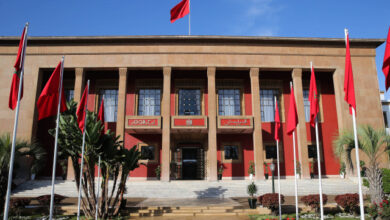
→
(0, 35, 387, 181)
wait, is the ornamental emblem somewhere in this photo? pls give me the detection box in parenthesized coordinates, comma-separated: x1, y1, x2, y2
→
(186, 119, 193, 126)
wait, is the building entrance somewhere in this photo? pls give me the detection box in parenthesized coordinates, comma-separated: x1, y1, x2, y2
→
(173, 145, 205, 180)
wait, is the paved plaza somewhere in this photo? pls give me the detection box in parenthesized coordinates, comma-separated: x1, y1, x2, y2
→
(12, 178, 367, 199)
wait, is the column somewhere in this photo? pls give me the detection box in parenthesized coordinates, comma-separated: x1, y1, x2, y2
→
(161, 67, 171, 182)
(292, 68, 310, 178)
(207, 67, 218, 181)
(250, 68, 265, 180)
(66, 68, 85, 180)
(116, 68, 128, 141)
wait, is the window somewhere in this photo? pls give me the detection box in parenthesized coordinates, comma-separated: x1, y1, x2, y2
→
(307, 144, 323, 161)
(260, 89, 279, 122)
(218, 89, 241, 116)
(384, 112, 389, 128)
(265, 145, 277, 160)
(178, 89, 201, 115)
(64, 89, 74, 102)
(138, 89, 161, 116)
(303, 89, 311, 122)
(224, 146, 239, 160)
(98, 89, 118, 122)
(140, 145, 156, 160)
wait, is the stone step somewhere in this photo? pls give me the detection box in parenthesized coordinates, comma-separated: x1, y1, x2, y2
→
(195, 212, 238, 216)
(162, 213, 195, 217)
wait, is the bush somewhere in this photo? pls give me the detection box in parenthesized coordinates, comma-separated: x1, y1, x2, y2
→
(335, 193, 359, 214)
(301, 194, 328, 212)
(382, 168, 390, 194)
(10, 198, 31, 208)
(258, 193, 285, 215)
(247, 182, 257, 198)
(36, 194, 66, 205)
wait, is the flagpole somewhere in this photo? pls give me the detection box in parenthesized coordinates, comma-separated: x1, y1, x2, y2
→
(3, 23, 29, 220)
(95, 156, 101, 220)
(49, 56, 65, 220)
(188, 0, 191, 35)
(345, 29, 365, 220)
(311, 62, 324, 220)
(77, 80, 90, 220)
(290, 82, 299, 220)
(352, 108, 365, 220)
(275, 96, 282, 220)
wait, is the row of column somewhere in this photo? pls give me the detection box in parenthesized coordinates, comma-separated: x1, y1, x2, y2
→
(68, 67, 311, 180)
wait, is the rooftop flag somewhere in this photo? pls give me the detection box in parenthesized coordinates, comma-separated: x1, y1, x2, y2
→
(286, 83, 298, 136)
(383, 26, 390, 91)
(9, 25, 28, 110)
(344, 29, 356, 114)
(170, 0, 190, 23)
(309, 63, 319, 126)
(37, 61, 67, 120)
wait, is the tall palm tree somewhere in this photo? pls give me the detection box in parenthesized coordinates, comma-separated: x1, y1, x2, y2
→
(334, 125, 390, 204)
(0, 134, 46, 213)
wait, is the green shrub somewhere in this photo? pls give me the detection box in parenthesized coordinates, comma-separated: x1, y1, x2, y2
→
(382, 168, 390, 194)
(363, 178, 370, 188)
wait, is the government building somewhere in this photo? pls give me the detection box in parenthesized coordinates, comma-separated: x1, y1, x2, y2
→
(0, 35, 386, 181)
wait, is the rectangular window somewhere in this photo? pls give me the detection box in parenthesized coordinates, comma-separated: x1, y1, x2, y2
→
(64, 89, 74, 102)
(178, 89, 201, 115)
(98, 89, 118, 122)
(384, 112, 388, 128)
(265, 145, 277, 160)
(140, 145, 156, 160)
(260, 89, 279, 122)
(308, 144, 317, 159)
(224, 146, 239, 160)
(303, 89, 310, 122)
(138, 89, 161, 116)
(218, 89, 241, 116)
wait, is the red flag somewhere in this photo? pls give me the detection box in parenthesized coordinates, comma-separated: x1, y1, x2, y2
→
(77, 84, 89, 132)
(383, 26, 390, 91)
(170, 0, 190, 23)
(286, 84, 298, 135)
(344, 30, 356, 114)
(9, 26, 27, 110)
(37, 61, 67, 120)
(309, 64, 319, 126)
(98, 97, 104, 123)
(274, 99, 281, 141)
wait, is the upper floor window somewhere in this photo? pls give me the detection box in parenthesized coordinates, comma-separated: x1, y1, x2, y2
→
(303, 89, 310, 122)
(260, 89, 279, 122)
(384, 112, 389, 128)
(218, 89, 241, 116)
(138, 89, 161, 116)
(178, 89, 201, 115)
(98, 89, 118, 122)
(64, 89, 74, 102)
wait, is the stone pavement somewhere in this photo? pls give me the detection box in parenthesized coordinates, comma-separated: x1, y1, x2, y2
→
(12, 178, 368, 198)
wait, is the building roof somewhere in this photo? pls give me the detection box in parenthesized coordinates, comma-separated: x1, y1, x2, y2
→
(0, 35, 385, 48)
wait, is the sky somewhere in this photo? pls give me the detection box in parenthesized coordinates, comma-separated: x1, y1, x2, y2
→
(0, 0, 389, 94)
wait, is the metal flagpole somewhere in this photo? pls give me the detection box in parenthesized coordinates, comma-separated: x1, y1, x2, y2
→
(49, 56, 65, 220)
(275, 97, 282, 220)
(188, 0, 191, 35)
(291, 82, 299, 220)
(352, 108, 365, 220)
(311, 62, 324, 220)
(344, 29, 364, 220)
(77, 80, 90, 220)
(95, 156, 101, 220)
(3, 22, 29, 220)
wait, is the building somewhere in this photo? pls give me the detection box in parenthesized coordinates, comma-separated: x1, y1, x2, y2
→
(0, 35, 386, 181)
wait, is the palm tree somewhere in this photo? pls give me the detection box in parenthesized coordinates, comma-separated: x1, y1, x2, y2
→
(0, 134, 46, 213)
(334, 125, 390, 204)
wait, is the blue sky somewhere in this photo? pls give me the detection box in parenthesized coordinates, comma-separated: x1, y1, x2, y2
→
(0, 0, 389, 93)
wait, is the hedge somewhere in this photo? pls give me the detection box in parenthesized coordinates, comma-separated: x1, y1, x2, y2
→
(383, 168, 390, 194)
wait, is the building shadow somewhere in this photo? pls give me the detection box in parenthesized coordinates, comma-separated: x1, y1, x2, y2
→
(194, 186, 228, 198)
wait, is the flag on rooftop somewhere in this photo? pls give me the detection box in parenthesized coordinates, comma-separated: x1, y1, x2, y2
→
(170, 0, 190, 23)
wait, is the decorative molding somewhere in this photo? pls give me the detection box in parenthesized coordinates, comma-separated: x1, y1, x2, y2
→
(171, 116, 208, 129)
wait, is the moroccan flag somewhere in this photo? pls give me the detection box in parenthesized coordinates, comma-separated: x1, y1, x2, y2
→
(286, 84, 298, 136)
(77, 84, 89, 132)
(274, 99, 281, 141)
(344, 30, 356, 114)
(309, 64, 319, 126)
(383, 26, 390, 91)
(9, 26, 27, 110)
(170, 0, 190, 23)
(98, 97, 104, 123)
(37, 61, 67, 120)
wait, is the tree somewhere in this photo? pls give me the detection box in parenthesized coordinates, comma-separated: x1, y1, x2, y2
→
(334, 125, 390, 204)
(50, 100, 141, 219)
(0, 134, 46, 214)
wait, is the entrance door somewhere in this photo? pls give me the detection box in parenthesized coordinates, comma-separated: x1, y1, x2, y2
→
(182, 148, 199, 180)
